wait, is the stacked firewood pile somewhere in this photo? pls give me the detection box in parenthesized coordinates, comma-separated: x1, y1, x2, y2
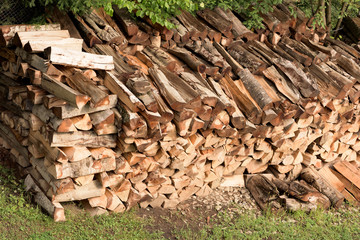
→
(1, 3, 360, 221)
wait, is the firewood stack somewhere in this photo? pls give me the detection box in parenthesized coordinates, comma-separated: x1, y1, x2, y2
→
(1, 3, 360, 220)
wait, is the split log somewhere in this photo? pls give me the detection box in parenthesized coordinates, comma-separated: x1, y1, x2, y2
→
(66, 72, 109, 108)
(44, 47, 114, 70)
(24, 175, 65, 222)
(197, 9, 232, 37)
(13, 30, 70, 47)
(103, 72, 145, 112)
(49, 131, 116, 148)
(177, 10, 208, 40)
(52, 94, 117, 119)
(301, 166, 344, 208)
(24, 38, 82, 54)
(47, 156, 115, 179)
(41, 73, 90, 109)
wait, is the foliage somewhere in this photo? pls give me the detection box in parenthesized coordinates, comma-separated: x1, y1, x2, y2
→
(23, 0, 284, 29)
(296, 0, 360, 32)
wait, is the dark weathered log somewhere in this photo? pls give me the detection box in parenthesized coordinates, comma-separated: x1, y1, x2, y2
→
(301, 166, 344, 208)
(336, 55, 360, 80)
(246, 175, 280, 211)
(169, 18, 190, 43)
(227, 41, 267, 73)
(168, 47, 206, 74)
(186, 39, 231, 73)
(143, 46, 182, 73)
(326, 36, 360, 59)
(278, 42, 312, 66)
(177, 10, 208, 40)
(263, 66, 300, 103)
(83, 11, 125, 45)
(197, 9, 232, 37)
(214, 7, 256, 40)
(112, 6, 139, 36)
(72, 15, 103, 47)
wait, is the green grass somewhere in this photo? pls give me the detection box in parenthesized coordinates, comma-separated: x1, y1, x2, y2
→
(1, 163, 360, 240)
(172, 207, 360, 240)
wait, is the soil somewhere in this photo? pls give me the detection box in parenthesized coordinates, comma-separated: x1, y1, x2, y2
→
(137, 187, 259, 239)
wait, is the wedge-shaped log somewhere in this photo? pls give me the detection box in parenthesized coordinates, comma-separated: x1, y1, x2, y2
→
(67, 72, 109, 108)
(168, 47, 206, 74)
(29, 130, 67, 163)
(301, 166, 344, 208)
(15, 47, 49, 72)
(177, 10, 208, 40)
(197, 8, 232, 36)
(41, 73, 90, 109)
(149, 67, 195, 112)
(273, 57, 319, 97)
(263, 66, 300, 103)
(44, 47, 114, 70)
(104, 72, 145, 112)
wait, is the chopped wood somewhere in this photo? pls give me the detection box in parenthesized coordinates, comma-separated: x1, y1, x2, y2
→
(44, 47, 114, 70)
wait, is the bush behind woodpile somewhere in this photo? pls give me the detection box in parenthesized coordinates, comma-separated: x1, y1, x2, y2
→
(0, 0, 33, 25)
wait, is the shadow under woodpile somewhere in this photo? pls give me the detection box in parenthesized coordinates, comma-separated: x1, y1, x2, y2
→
(1, 3, 360, 221)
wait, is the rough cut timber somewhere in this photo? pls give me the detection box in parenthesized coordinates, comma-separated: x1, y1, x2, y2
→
(44, 47, 114, 70)
(24, 38, 83, 53)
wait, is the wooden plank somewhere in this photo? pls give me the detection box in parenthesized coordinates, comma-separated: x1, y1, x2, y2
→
(24, 38, 83, 53)
(44, 47, 114, 70)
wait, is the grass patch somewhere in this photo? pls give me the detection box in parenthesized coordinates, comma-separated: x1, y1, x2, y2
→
(172, 204, 360, 240)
